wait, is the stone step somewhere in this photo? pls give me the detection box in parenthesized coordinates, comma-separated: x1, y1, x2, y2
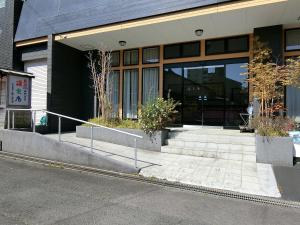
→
(166, 136, 255, 146)
(164, 140, 255, 153)
(169, 129, 255, 136)
(161, 146, 256, 162)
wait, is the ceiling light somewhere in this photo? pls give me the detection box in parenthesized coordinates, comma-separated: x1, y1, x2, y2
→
(119, 41, 127, 47)
(195, 29, 204, 37)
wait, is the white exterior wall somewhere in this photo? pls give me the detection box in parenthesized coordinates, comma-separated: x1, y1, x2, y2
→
(24, 59, 47, 125)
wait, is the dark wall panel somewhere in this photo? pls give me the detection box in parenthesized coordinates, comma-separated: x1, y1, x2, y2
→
(47, 40, 86, 132)
(254, 25, 283, 64)
(15, 0, 235, 41)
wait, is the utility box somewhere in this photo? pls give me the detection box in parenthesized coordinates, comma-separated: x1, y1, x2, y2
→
(0, 68, 34, 129)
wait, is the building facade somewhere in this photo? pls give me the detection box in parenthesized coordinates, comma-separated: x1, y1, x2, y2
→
(4, 0, 300, 129)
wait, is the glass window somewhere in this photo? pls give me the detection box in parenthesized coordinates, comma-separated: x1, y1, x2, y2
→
(111, 51, 120, 67)
(143, 47, 160, 64)
(206, 35, 249, 55)
(182, 42, 200, 57)
(142, 68, 159, 104)
(206, 39, 225, 55)
(227, 36, 249, 53)
(164, 42, 200, 59)
(123, 69, 138, 119)
(164, 44, 181, 59)
(286, 29, 300, 51)
(124, 49, 139, 66)
(0, 0, 5, 8)
(107, 71, 120, 118)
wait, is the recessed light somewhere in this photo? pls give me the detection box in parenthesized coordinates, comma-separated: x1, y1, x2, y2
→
(195, 29, 204, 37)
(119, 41, 127, 47)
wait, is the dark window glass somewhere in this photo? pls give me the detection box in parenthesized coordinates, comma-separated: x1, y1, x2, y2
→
(206, 39, 225, 55)
(227, 36, 248, 53)
(206, 35, 249, 55)
(111, 51, 120, 67)
(182, 42, 200, 57)
(124, 49, 139, 66)
(164, 44, 181, 59)
(164, 42, 200, 59)
(123, 69, 138, 119)
(143, 47, 160, 64)
(286, 29, 300, 51)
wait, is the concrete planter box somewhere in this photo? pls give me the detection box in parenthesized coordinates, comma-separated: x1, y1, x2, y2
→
(256, 135, 294, 167)
(76, 126, 169, 152)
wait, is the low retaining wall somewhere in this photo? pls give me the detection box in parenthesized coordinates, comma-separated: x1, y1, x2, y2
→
(0, 129, 139, 173)
(76, 126, 169, 152)
(256, 135, 294, 167)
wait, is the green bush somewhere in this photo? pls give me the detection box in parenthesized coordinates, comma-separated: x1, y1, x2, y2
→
(84, 117, 140, 129)
(139, 97, 180, 136)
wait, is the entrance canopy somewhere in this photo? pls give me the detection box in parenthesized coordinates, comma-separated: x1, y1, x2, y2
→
(53, 0, 300, 51)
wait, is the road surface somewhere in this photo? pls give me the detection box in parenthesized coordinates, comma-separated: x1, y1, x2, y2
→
(0, 157, 299, 225)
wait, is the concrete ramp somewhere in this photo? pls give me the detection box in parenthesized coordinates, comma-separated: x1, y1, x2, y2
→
(0, 129, 139, 174)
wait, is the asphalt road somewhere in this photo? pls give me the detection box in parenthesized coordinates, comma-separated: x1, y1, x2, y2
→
(0, 158, 299, 225)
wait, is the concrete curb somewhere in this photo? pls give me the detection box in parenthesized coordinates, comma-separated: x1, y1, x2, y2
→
(0, 129, 139, 174)
(0, 151, 300, 209)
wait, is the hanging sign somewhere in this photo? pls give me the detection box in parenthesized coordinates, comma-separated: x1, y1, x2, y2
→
(8, 75, 31, 107)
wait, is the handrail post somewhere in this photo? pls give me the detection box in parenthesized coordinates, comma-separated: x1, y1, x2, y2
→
(7, 110, 10, 130)
(58, 116, 61, 142)
(90, 126, 94, 153)
(33, 110, 36, 133)
(134, 138, 137, 168)
(12, 111, 15, 129)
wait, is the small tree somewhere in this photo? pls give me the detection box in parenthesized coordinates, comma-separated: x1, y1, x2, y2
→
(243, 38, 300, 136)
(244, 38, 300, 117)
(87, 47, 113, 120)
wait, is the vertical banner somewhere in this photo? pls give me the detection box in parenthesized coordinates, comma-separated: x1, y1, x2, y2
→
(8, 75, 31, 107)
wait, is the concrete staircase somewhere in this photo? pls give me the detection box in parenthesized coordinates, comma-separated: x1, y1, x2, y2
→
(162, 126, 256, 162)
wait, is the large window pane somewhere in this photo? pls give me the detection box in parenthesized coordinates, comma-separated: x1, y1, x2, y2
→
(286, 29, 300, 51)
(111, 51, 120, 67)
(143, 47, 160, 64)
(123, 69, 138, 119)
(163, 65, 183, 124)
(107, 71, 120, 117)
(143, 68, 159, 104)
(164, 44, 181, 59)
(182, 42, 200, 57)
(124, 49, 139, 66)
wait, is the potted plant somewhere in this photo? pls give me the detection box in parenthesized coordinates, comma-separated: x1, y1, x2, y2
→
(244, 38, 300, 166)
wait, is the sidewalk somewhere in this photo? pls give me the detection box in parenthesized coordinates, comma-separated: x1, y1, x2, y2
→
(46, 133, 280, 198)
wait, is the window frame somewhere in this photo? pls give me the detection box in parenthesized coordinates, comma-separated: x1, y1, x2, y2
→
(205, 35, 249, 56)
(285, 28, 300, 52)
(164, 41, 200, 60)
(142, 46, 160, 64)
(123, 48, 139, 66)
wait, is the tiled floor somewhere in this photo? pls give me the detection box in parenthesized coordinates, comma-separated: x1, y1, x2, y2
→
(46, 133, 281, 198)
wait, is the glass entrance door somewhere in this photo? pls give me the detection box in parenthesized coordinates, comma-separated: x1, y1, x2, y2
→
(183, 64, 225, 125)
(163, 58, 248, 126)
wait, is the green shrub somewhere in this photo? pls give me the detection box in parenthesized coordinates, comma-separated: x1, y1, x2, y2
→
(139, 97, 180, 136)
(83, 117, 140, 129)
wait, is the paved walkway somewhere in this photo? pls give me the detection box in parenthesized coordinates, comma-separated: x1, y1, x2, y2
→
(46, 133, 280, 198)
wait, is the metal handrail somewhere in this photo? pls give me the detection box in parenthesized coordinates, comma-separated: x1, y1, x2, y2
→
(6, 108, 142, 168)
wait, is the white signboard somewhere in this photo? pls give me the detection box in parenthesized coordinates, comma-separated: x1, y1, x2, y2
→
(8, 75, 31, 107)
